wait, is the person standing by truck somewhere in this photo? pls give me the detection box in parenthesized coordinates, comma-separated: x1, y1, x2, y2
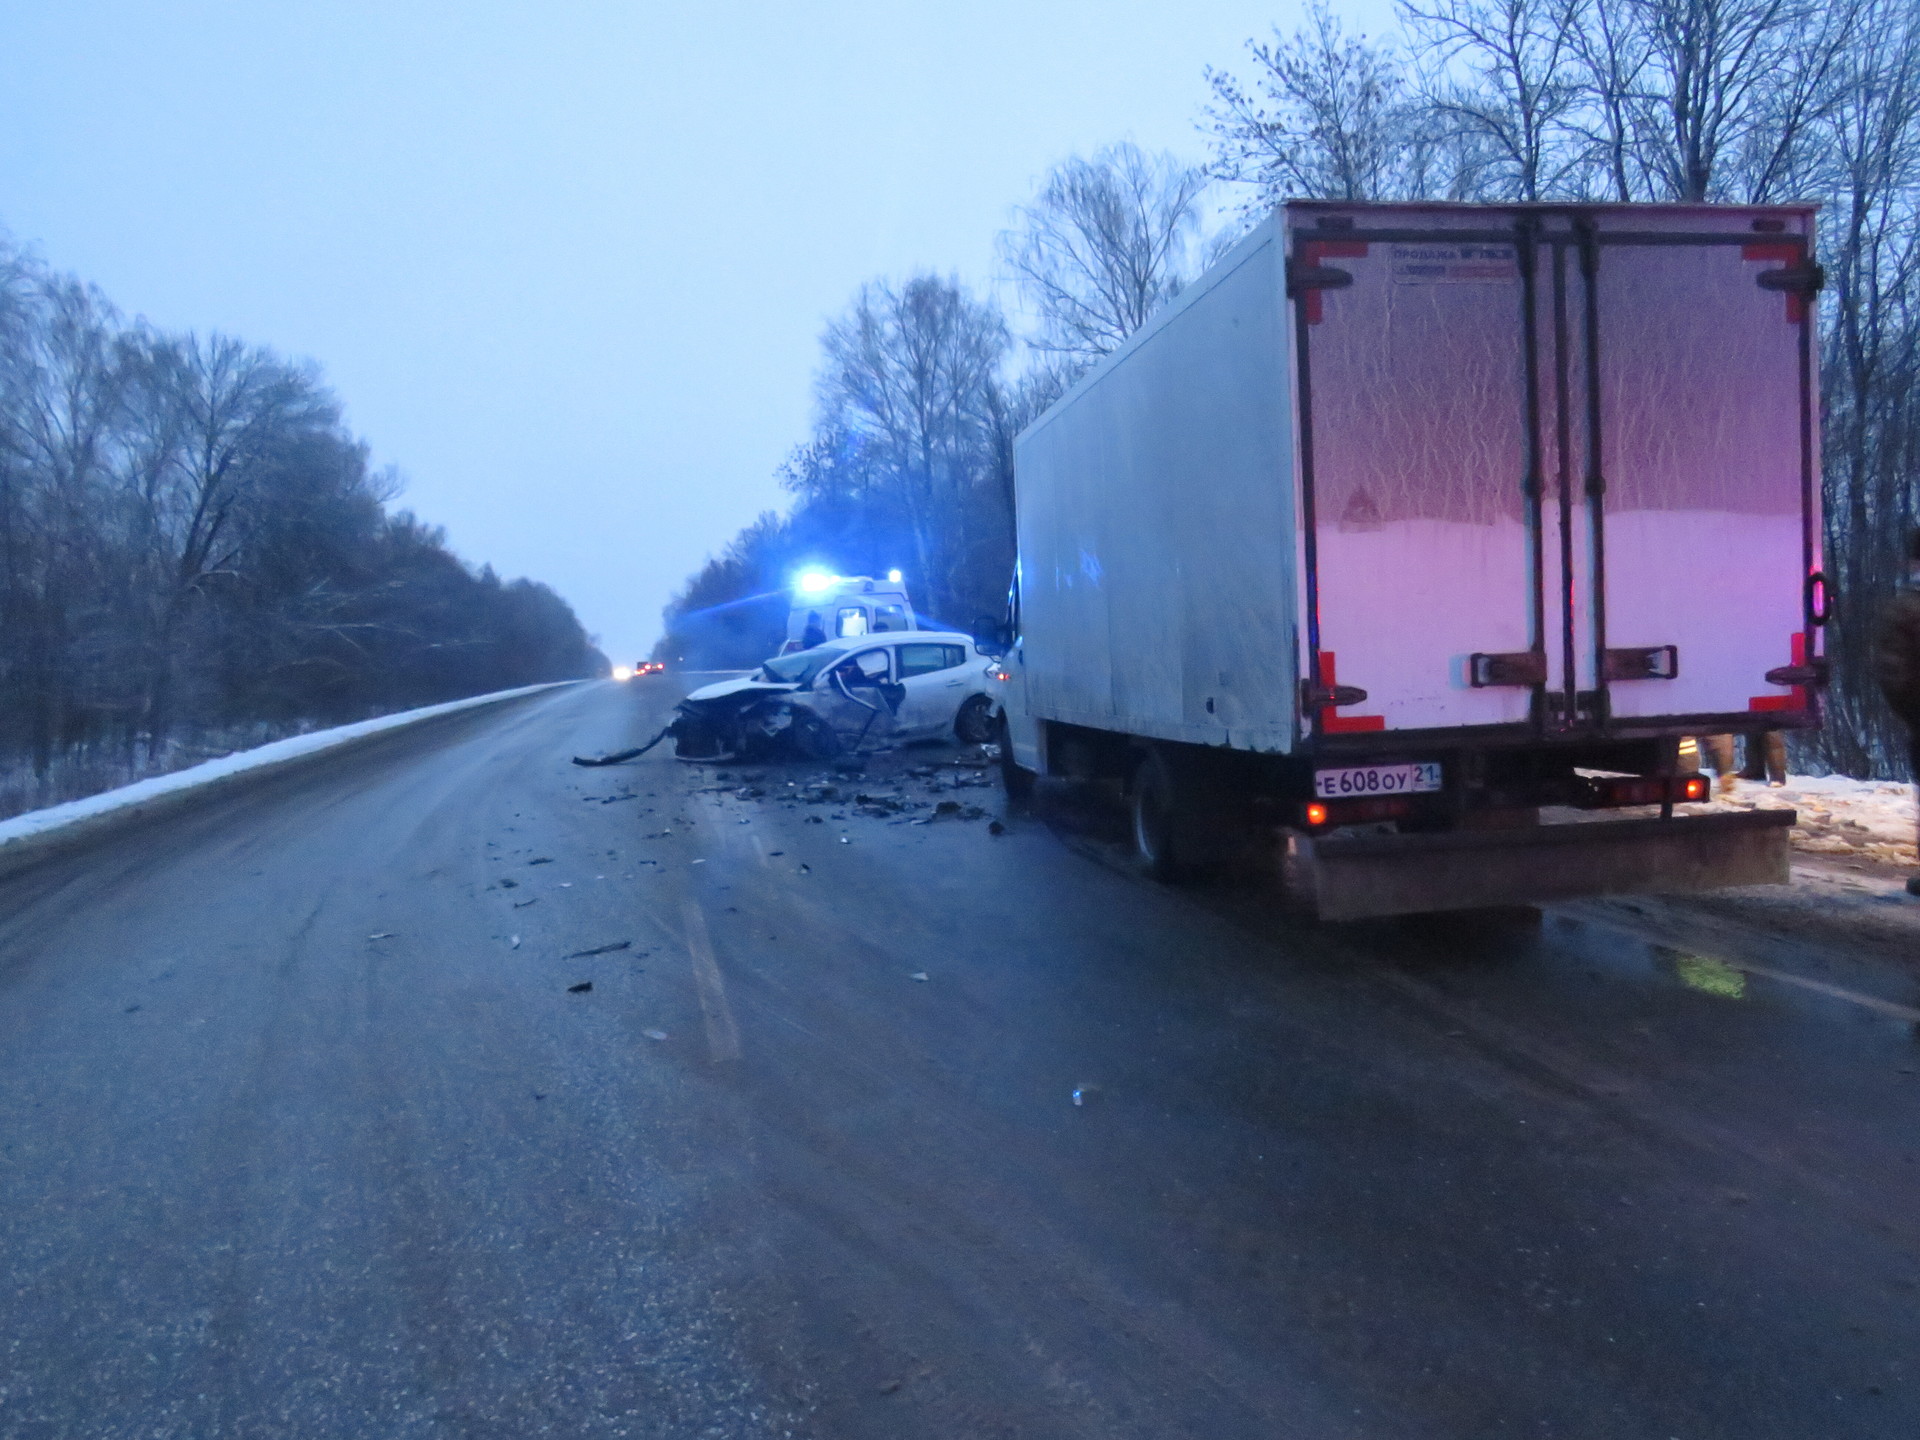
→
(1875, 530, 1920, 897)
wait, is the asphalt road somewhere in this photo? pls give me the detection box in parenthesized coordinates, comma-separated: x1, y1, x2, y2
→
(2, 676, 1917, 1439)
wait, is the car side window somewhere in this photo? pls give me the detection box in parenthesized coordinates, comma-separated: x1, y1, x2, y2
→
(941, 644, 966, 670)
(897, 643, 956, 678)
(850, 649, 890, 682)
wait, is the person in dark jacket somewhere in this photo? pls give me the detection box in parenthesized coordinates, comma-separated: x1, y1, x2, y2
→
(1874, 529, 1920, 896)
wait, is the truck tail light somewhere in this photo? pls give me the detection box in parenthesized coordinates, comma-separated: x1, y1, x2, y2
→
(1578, 774, 1709, 809)
(1301, 796, 1413, 831)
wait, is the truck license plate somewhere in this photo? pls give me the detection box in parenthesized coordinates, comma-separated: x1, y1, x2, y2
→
(1314, 762, 1443, 799)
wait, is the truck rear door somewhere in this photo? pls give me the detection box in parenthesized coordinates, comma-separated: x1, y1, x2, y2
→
(1290, 204, 1820, 743)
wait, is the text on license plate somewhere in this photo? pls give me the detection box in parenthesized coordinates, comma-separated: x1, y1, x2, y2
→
(1314, 762, 1443, 799)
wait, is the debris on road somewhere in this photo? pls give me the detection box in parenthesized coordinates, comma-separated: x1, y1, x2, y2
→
(910, 972, 929, 982)
(567, 940, 632, 958)
(573, 747, 645, 767)
(567, 981, 593, 993)
(1071, 1085, 1102, 1107)
(528, 857, 554, 866)
(510, 935, 521, 950)
(368, 931, 396, 940)
(571, 724, 673, 767)
(643, 1029, 669, 1041)
(497, 878, 518, 889)
(513, 898, 538, 908)
(988, 820, 1005, 836)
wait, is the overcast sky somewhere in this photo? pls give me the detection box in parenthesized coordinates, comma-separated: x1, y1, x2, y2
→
(2, 0, 1392, 663)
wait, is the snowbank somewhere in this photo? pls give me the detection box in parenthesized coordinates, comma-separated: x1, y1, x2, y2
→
(0, 681, 577, 873)
(1697, 774, 1917, 866)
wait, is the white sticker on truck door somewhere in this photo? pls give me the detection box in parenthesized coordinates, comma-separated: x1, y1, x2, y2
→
(1390, 244, 1517, 283)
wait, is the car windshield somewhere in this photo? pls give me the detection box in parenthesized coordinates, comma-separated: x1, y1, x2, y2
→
(756, 646, 840, 685)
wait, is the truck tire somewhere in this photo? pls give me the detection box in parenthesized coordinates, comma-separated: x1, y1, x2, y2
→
(1132, 748, 1204, 881)
(997, 716, 1035, 801)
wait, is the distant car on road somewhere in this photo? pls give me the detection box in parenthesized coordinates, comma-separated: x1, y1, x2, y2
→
(672, 631, 998, 760)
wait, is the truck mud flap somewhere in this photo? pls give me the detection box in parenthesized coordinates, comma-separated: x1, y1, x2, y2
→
(1301, 810, 1795, 922)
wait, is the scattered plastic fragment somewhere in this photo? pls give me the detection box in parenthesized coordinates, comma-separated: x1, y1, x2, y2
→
(644, 1029, 669, 1041)
(568, 940, 632, 958)
(510, 935, 522, 949)
(692, 858, 706, 865)
(1072, 1085, 1102, 1106)
(910, 972, 929, 982)
(798, 863, 811, 874)
(124, 1004, 141, 1014)
(498, 878, 519, 889)
(988, 820, 1005, 836)
(840, 836, 851, 845)
(567, 981, 593, 993)
(528, 857, 554, 866)
(368, 932, 396, 940)
(513, 899, 539, 909)
(768, 851, 784, 857)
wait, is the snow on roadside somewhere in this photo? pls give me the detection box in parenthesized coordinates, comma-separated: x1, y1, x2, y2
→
(1695, 774, 1917, 867)
(0, 681, 575, 851)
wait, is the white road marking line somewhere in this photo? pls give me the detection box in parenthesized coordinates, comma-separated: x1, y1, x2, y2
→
(1580, 905, 1920, 1024)
(681, 895, 742, 1062)
(1723, 958, 1920, 1024)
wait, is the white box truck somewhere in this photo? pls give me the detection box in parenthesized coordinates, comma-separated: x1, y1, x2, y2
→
(996, 201, 1826, 920)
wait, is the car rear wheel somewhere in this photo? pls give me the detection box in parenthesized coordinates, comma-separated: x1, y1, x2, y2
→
(954, 694, 994, 745)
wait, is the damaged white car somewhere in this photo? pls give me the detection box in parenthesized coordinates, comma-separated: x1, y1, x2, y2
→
(670, 632, 999, 762)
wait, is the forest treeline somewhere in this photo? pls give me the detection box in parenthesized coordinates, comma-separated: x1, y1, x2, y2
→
(662, 0, 1920, 777)
(0, 239, 604, 818)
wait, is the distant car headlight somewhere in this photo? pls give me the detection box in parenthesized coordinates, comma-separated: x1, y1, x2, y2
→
(612, 666, 633, 681)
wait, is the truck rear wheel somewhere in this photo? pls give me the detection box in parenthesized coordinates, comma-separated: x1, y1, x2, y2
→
(1133, 748, 1229, 881)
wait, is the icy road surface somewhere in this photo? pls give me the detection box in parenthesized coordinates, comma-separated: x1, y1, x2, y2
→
(1, 677, 1917, 1439)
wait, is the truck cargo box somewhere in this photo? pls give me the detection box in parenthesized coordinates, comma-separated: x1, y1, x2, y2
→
(1002, 202, 1822, 917)
(1010, 201, 1822, 760)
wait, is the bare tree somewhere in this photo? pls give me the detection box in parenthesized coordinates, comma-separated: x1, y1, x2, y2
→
(1206, 1, 1422, 207)
(1610, 0, 1852, 201)
(1000, 144, 1210, 365)
(817, 276, 1011, 617)
(1400, 0, 1589, 199)
(1804, 0, 1920, 773)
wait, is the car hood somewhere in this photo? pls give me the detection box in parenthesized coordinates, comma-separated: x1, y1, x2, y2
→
(683, 676, 797, 705)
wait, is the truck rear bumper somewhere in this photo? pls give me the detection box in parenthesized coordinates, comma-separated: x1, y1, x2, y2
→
(1300, 809, 1794, 922)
